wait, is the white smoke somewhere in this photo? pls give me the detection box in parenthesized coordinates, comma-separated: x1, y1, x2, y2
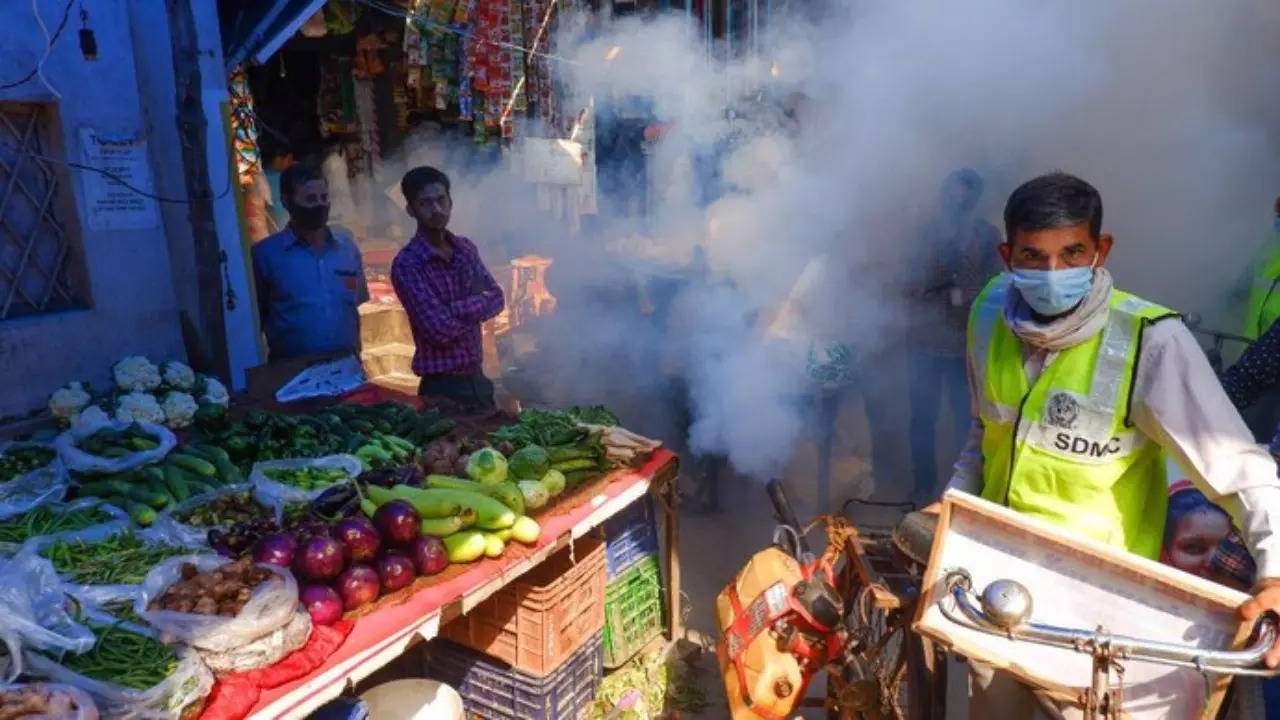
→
(356, 0, 1280, 480)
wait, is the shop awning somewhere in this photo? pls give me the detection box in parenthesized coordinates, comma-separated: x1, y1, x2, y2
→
(219, 0, 328, 70)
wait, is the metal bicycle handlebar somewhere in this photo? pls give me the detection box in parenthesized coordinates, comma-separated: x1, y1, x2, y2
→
(938, 570, 1280, 677)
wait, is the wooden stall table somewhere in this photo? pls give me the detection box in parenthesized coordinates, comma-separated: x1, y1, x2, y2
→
(243, 449, 680, 720)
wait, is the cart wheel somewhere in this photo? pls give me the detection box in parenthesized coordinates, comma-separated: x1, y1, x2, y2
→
(832, 588, 909, 720)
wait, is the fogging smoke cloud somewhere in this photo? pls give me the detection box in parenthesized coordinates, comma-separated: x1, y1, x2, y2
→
(553, 1, 1280, 481)
(359, 1, 1280, 483)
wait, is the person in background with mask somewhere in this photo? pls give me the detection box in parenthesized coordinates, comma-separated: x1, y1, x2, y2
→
(906, 168, 1003, 506)
(933, 172, 1280, 717)
(251, 162, 369, 363)
(391, 166, 504, 410)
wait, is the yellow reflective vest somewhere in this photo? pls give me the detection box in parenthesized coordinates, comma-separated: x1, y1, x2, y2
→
(1244, 246, 1280, 340)
(968, 276, 1179, 559)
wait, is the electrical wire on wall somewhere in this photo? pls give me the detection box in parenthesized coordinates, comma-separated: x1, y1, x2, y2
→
(14, 150, 235, 204)
(0, 0, 74, 92)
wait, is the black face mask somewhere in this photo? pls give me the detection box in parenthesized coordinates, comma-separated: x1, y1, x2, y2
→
(290, 203, 330, 231)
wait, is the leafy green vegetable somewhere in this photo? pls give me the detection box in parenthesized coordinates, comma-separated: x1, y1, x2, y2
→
(465, 448, 508, 485)
(507, 445, 550, 480)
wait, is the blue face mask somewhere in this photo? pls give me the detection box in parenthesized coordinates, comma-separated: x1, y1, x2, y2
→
(1011, 264, 1096, 317)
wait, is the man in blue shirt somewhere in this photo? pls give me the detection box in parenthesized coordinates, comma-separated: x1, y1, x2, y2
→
(251, 163, 369, 362)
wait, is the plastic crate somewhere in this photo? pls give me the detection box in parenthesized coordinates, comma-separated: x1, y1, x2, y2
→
(425, 631, 604, 720)
(441, 534, 606, 677)
(602, 554, 665, 668)
(603, 496, 660, 580)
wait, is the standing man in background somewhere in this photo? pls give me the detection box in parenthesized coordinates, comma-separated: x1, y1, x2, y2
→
(252, 163, 369, 363)
(906, 168, 1003, 506)
(391, 167, 505, 410)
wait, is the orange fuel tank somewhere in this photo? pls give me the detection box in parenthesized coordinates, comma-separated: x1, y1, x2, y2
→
(716, 546, 808, 720)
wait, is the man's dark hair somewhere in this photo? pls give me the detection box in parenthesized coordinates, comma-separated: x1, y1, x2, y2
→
(279, 163, 325, 206)
(401, 166, 451, 204)
(1003, 172, 1103, 241)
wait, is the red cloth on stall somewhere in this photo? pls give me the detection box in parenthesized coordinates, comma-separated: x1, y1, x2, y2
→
(198, 621, 355, 720)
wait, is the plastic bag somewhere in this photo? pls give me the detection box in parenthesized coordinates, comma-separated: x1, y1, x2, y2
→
(20, 527, 198, 599)
(136, 555, 298, 653)
(0, 682, 100, 720)
(53, 422, 177, 476)
(0, 498, 129, 558)
(0, 554, 96, 682)
(0, 442, 68, 521)
(199, 609, 312, 674)
(150, 485, 283, 550)
(23, 642, 213, 720)
(250, 454, 363, 506)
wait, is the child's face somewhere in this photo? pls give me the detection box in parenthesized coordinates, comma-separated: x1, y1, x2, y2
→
(1165, 510, 1231, 577)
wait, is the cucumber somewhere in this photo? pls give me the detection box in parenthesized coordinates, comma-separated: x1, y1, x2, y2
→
(176, 444, 218, 463)
(211, 457, 244, 485)
(78, 479, 132, 498)
(137, 466, 165, 485)
(481, 532, 505, 558)
(126, 500, 156, 527)
(163, 465, 191, 503)
(167, 453, 217, 477)
(442, 531, 488, 563)
(510, 516, 541, 545)
(127, 483, 169, 509)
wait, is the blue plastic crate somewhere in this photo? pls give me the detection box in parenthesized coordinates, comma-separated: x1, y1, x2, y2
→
(603, 496, 659, 580)
(425, 630, 604, 720)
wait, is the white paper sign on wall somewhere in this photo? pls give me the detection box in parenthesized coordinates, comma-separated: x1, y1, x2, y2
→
(78, 128, 160, 231)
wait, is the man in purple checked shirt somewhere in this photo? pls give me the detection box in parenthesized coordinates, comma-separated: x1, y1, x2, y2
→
(391, 167, 505, 409)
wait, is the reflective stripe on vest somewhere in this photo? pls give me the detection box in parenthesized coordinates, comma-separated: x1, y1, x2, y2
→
(967, 276, 1175, 559)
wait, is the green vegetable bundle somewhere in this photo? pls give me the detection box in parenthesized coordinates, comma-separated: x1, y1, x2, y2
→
(51, 622, 180, 690)
(75, 424, 161, 458)
(262, 466, 352, 491)
(40, 531, 189, 586)
(0, 445, 56, 483)
(0, 503, 115, 544)
(491, 406, 618, 449)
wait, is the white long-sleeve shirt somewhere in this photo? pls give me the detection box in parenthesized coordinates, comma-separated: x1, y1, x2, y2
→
(947, 318, 1280, 579)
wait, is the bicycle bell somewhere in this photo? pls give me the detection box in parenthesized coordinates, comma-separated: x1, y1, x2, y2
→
(980, 579, 1033, 630)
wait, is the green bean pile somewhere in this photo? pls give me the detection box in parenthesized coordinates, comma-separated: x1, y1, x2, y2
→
(40, 531, 188, 585)
(100, 598, 143, 626)
(56, 623, 179, 690)
(0, 504, 115, 544)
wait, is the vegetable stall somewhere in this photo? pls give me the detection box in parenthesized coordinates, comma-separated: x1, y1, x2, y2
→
(0, 355, 680, 719)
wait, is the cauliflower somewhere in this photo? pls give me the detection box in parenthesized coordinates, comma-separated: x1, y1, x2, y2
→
(114, 392, 166, 425)
(70, 405, 111, 432)
(112, 356, 162, 392)
(198, 375, 230, 407)
(49, 381, 91, 421)
(160, 392, 198, 429)
(161, 360, 196, 390)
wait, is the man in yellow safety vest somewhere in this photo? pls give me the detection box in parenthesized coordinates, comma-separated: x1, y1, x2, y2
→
(937, 173, 1280, 717)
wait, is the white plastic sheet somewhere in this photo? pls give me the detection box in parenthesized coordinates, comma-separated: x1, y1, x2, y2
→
(53, 422, 177, 476)
(250, 454, 362, 506)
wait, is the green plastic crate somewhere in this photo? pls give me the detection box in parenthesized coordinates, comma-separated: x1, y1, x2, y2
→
(602, 555, 665, 669)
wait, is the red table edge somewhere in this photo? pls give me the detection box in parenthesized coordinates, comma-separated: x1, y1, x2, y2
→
(246, 449, 676, 718)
